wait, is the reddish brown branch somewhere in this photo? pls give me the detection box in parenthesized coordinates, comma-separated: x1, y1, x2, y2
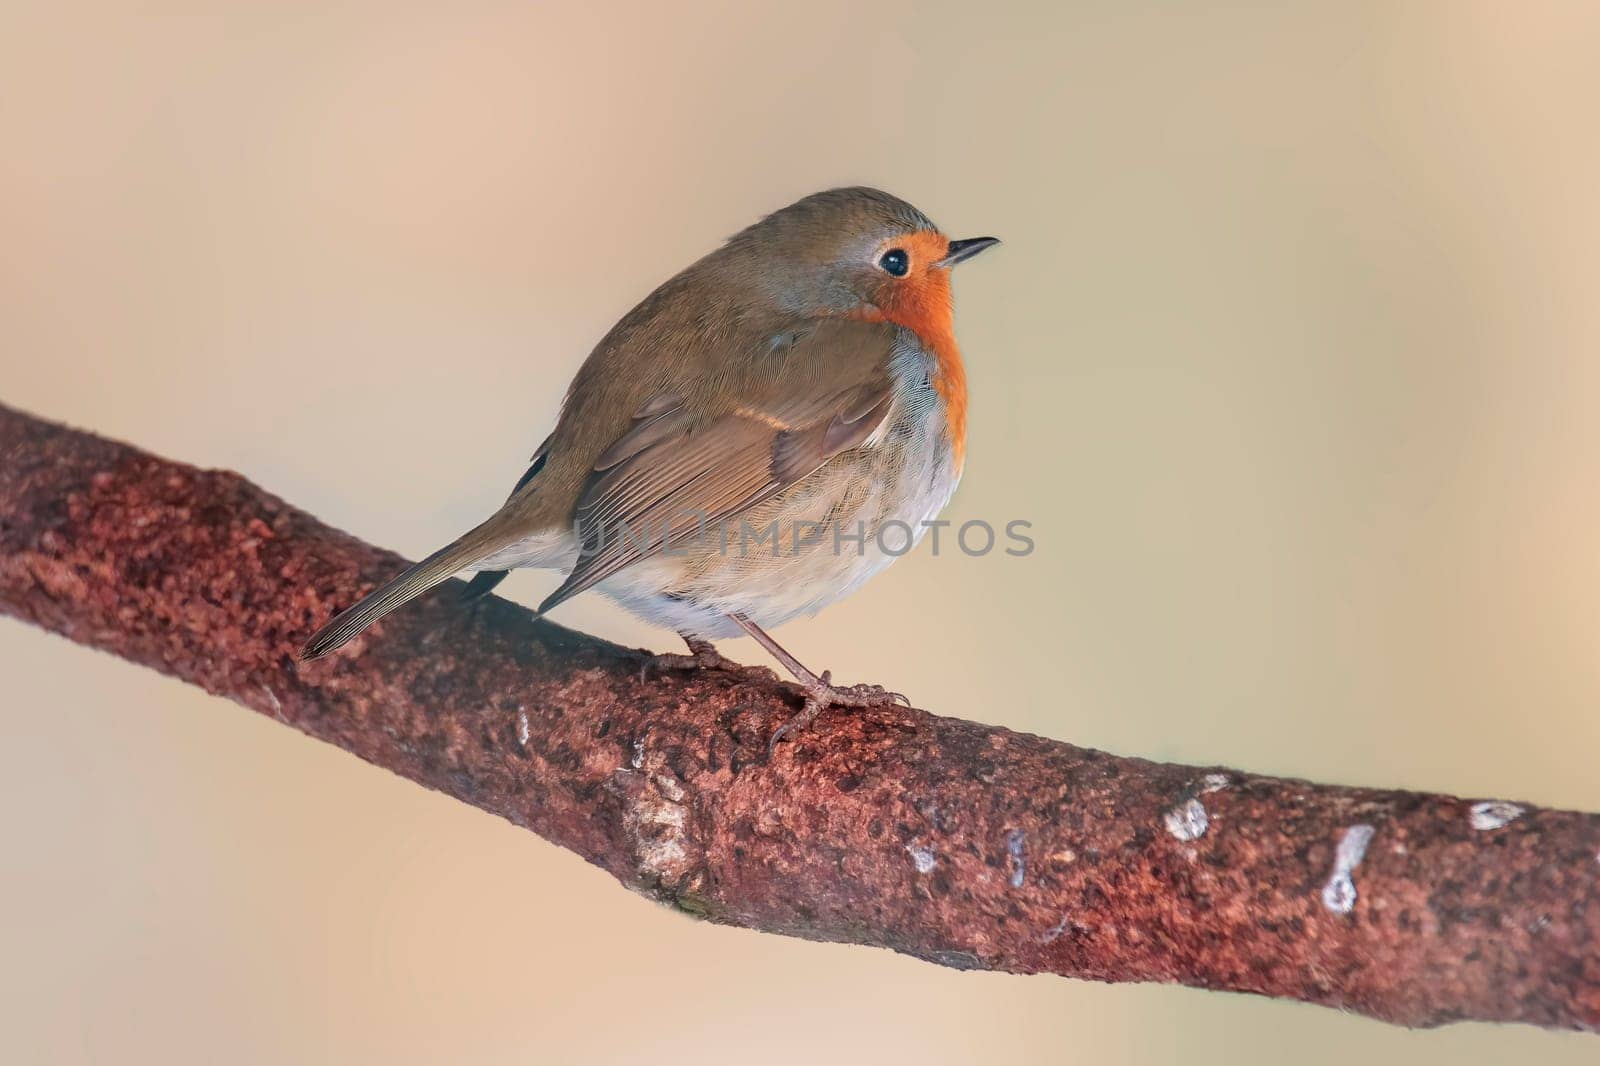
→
(2, 402, 1597, 1033)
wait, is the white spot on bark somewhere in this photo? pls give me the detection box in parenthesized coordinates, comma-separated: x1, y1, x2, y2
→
(1469, 800, 1523, 831)
(907, 844, 936, 874)
(1164, 798, 1209, 841)
(1321, 823, 1376, 914)
(632, 798, 689, 880)
(516, 709, 531, 748)
(1200, 773, 1230, 793)
(1038, 915, 1071, 944)
(1007, 829, 1026, 887)
(618, 743, 696, 887)
(1322, 874, 1357, 914)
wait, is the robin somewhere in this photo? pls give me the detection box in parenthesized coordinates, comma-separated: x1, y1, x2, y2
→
(302, 187, 998, 746)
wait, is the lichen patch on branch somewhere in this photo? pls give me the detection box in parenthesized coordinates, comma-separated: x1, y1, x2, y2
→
(1320, 823, 1377, 915)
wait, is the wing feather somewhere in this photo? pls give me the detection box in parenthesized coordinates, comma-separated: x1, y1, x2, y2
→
(536, 372, 895, 615)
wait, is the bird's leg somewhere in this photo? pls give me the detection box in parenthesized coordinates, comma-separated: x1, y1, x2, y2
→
(641, 632, 775, 682)
(729, 613, 908, 751)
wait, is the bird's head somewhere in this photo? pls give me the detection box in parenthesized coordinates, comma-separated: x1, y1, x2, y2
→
(719, 187, 998, 336)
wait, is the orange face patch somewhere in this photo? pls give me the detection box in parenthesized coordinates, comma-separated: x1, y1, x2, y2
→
(872, 232, 967, 471)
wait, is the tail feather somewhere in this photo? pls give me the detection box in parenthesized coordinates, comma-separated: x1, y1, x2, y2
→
(300, 520, 514, 660)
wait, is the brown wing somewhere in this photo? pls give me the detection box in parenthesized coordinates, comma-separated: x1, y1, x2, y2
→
(535, 372, 894, 616)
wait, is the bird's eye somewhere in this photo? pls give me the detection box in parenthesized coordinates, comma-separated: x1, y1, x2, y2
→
(878, 248, 910, 277)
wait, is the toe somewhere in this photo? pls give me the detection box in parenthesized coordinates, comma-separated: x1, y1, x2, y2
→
(826, 683, 902, 708)
(766, 675, 908, 750)
(768, 702, 820, 756)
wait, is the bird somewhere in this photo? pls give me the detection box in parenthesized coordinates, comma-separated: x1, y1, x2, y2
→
(301, 187, 998, 746)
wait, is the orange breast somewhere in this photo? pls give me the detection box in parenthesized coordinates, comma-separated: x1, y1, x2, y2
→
(876, 233, 967, 472)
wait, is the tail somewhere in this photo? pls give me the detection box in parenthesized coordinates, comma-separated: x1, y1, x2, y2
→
(300, 518, 519, 661)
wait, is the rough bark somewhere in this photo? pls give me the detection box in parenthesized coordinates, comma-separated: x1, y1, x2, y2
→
(2, 401, 1597, 1033)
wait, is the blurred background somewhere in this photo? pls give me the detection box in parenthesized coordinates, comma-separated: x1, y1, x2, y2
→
(3, 2, 1599, 1063)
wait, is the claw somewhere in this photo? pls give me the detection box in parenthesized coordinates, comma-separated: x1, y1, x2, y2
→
(766, 707, 815, 754)
(767, 671, 906, 755)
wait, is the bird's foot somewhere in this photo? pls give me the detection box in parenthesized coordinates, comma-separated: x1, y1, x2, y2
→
(768, 671, 909, 753)
(641, 637, 777, 683)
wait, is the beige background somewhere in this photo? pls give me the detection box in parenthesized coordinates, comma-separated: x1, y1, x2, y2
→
(4, 2, 1599, 1063)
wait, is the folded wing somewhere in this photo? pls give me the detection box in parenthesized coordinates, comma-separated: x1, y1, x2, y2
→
(536, 330, 896, 615)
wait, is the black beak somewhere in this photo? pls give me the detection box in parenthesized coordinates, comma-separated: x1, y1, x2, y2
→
(938, 236, 1000, 268)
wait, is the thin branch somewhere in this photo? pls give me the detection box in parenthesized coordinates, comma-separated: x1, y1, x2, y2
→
(2, 401, 1597, 1033)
